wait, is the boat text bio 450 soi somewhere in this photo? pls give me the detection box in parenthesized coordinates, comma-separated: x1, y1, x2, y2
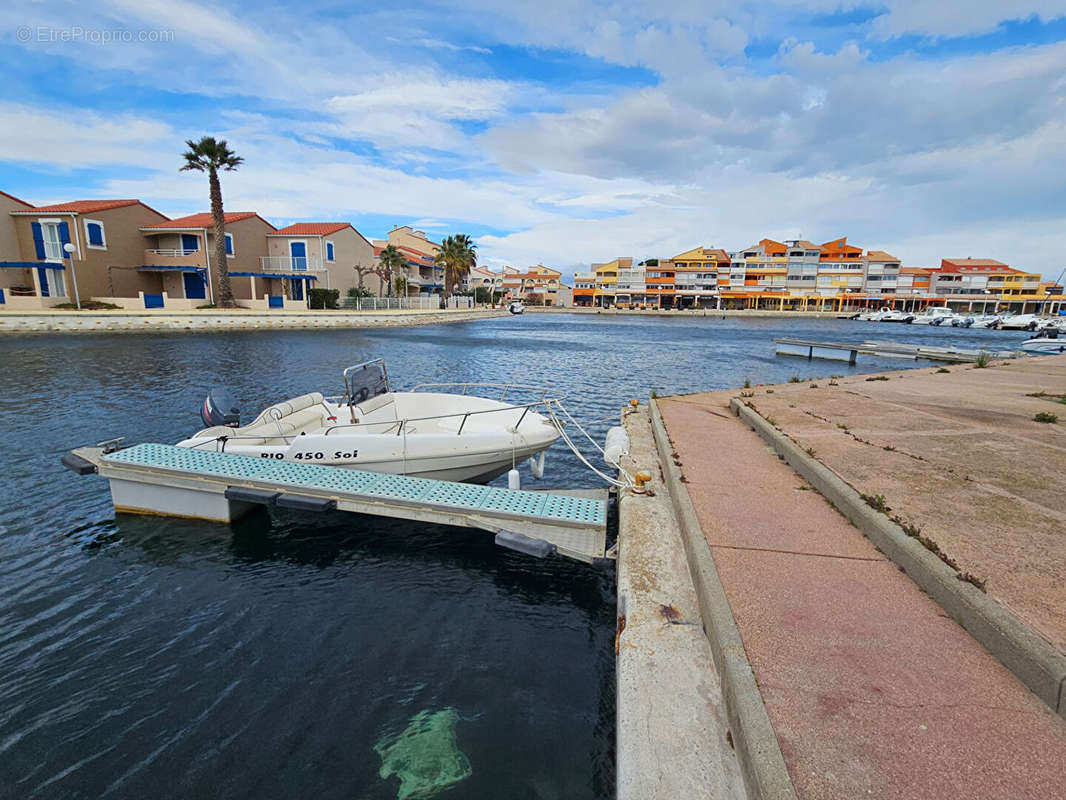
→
(178, 360, 562, 484)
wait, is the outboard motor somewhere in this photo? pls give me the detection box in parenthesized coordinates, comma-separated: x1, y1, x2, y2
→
(201, 388, 240, 428)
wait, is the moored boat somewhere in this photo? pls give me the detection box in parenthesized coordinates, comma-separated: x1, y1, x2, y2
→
(1021, 328, 1066, 353)
(178, 360, 561, 483)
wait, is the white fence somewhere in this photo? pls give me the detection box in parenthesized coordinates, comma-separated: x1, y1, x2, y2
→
(341, 295, 477, 311)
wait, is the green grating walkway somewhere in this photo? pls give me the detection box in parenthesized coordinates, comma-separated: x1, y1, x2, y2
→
(76, 443, 608, 563)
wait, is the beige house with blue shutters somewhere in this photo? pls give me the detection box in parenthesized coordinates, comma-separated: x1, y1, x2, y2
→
(6, 199, 169, 309)
(139, 211, 277, 307)
(267, 222, 381, 299)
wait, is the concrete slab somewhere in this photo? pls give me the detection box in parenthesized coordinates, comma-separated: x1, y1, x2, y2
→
(658, 389, 1066, 800)
(615, 407, 744, 800)
(729, 354, 1066, 653)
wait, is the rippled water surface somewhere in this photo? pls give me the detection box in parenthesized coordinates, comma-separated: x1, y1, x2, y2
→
(0, 313, 1030, 799)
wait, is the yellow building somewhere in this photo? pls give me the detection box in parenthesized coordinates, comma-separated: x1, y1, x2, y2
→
(592, 257, 629, 307)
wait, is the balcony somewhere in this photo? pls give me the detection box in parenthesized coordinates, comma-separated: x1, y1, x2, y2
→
(144, 248, 206, 267)
(260, 256, 325, 272)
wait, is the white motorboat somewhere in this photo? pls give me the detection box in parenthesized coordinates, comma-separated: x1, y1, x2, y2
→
(1021, 329, 1066, 353)
(909, 307, 955, 325)
(971, 315, 1002, 328)
(1000, 313, 1041, 330)
(880, 310, 910, 322)
(508, 301, 525, 315)
(178, 360, 562, 483)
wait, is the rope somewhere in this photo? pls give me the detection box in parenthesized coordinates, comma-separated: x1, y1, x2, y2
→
(545, 400, 635, 489)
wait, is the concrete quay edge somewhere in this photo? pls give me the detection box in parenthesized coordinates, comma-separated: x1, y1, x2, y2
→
(0, 308, 505, 334)
(649, 398, 798, 800)
(729, 396, 1066, 719)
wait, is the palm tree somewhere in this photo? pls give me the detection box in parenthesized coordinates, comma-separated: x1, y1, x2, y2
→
(180, 136, 243, 307)
(435, 234, 477, 299)
(377, 245, 408, 297)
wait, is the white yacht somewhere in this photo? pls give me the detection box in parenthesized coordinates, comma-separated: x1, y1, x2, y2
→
(508, 301, 525, 315)
(178, 360, 561, 483)
(909, 307, 956, 325)
(1021, 328, 1066, 353)
(1000, 313, 1041, 330)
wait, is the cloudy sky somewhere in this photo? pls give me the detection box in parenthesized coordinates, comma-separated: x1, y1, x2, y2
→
(3, 1, 1066, 280)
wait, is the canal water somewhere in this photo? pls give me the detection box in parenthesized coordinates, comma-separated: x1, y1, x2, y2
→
(0, 313, 1028, 799)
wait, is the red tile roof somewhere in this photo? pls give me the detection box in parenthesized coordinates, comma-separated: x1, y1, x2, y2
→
(900, 267, 933, 275)
(865, 250, 900, 262)
(938, 258, 1016, 274)
(271, 222, 351, 236)
(142, 212, 275, 230)
(373, 244, 437, 266)
(13, 199, 142, 214)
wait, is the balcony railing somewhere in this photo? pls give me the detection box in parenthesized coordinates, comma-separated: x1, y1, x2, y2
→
(260, 256, 325, 271)
(148, 248, 200, 257)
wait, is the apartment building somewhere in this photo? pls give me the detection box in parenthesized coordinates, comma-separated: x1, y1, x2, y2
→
(572, 270, 595, 306)
(9, 199, 170, 308)
(591, 258, 629, 307)
(462, 265, 504, 295)
(269, 222, 380, 298)
(672, 247, 729, 308)
(373, 226, 445, 297)
(507, 265, 563, 305)
(140, 212, 280, 306)
(0, 190, 41, 308)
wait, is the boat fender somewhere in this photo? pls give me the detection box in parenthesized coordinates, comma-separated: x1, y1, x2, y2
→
(529, 451, 545, 480)
(507, 468, 521, 491)
(603, 426, 631, 467)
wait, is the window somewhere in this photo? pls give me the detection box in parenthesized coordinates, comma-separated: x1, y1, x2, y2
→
(326, 241, 335, 262)
(225, 233, 234, 256)
(85, 219, 106, 249)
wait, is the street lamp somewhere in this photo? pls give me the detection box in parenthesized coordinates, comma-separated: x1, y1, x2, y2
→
(63, 242, 81, 309)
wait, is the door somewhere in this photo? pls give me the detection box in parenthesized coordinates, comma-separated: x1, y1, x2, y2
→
(290, 279, 304, 301)
(289, 241, 307, 270)
(183, 271, 206, 299)
(181, 234, 199, 254)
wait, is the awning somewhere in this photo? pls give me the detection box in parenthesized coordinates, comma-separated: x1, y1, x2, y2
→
(135, 265, 206, 273)
(0, 261, 65, 270)
(229, 271, 318, 281)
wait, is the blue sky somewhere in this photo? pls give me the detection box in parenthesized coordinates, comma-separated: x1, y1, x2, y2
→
(3, 1, 1066, 280)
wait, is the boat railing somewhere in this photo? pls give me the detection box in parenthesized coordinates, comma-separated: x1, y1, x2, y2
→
(322, 395, 560, 437)
(409, 382, 563, 404)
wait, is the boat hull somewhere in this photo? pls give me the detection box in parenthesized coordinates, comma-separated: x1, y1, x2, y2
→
(1021, 339, 1066, 354)
(208, 440, 552, 483)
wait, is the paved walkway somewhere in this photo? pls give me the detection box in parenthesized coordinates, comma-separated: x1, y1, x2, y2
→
(659, 378, 1066, 799)
(737, 354, 1066, 652)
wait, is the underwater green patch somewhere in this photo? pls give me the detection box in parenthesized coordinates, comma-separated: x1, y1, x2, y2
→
(375, 708, 472, 799)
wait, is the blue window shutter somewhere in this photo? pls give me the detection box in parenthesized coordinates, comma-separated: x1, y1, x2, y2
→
(58, 222, 72, 257)
(225, 234, 233, 255)
(87, 222, 104, 246)
(327, 242, 334, 261)
(31, 222, 46, 259)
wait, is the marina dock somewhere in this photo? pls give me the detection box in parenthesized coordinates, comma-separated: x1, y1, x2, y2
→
(644, 354, 1066, 799)
(65, 443, 609, 564)
(774, 336, 1022, 363)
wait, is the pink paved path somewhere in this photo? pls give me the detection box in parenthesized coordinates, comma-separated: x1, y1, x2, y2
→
(659, 393, 1066, 800)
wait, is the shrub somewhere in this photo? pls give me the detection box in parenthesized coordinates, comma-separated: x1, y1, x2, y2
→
(974, 352, 990, 368)
(308, 288, 340, 309)
(1034, 412, 1058, 424)
(347, 286, 374, 298)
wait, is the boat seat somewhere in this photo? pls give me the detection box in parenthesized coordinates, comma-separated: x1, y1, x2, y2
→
(236, 406, 326, 442)
(355, 393, 395, 416)
(246, 392, 325, 427)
